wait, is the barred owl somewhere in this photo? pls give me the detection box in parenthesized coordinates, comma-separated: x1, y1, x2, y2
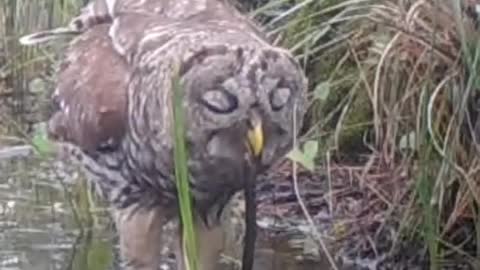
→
(21, 0, 307, 269)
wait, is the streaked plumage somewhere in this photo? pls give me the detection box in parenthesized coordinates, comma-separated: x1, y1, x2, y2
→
(21, 0, 307, 269)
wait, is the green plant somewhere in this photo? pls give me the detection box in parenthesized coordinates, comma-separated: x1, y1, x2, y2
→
(172, 67, 199, 270)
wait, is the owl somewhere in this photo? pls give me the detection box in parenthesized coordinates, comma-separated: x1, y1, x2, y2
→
(20, 0, 307, 269)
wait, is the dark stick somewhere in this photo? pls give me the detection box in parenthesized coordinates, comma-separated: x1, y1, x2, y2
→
(242, 161, 257, 270)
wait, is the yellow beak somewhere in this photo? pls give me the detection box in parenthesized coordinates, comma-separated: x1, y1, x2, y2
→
(246, 115, 264, 157)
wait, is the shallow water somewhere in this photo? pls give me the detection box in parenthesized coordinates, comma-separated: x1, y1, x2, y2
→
(0, 154, 116, 270)
(0, 152, 322, 270)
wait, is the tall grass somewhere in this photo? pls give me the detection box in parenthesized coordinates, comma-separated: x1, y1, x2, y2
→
(255, 0, 480, 267)
(0, 0, 81, 135)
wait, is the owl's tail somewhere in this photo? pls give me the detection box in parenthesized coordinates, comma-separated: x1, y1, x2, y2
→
(19, 27, 81, 46)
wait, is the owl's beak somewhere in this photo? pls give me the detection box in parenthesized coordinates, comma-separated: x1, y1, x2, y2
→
(246, 112, 264, 157)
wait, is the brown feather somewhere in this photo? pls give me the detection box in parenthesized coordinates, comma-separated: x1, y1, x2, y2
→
(48, 24, 128, 153)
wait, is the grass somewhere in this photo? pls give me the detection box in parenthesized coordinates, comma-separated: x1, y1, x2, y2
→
(0, 0, 82, 134)
(172, 66, 199, 270)
(2, 0, 480, 269)
(252, 0, 480, 268)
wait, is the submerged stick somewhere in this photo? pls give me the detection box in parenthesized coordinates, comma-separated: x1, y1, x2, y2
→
(0, 145, 34, 160)
(242, 160, 257, 270)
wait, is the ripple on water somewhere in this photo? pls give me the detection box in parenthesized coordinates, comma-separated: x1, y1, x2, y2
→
(0, 155, 113, 270)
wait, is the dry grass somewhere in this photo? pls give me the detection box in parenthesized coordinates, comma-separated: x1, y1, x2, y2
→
(253, 0, 480, 268)
(0, 0, 81, 136)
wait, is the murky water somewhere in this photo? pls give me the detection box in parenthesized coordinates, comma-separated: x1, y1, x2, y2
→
(0, 154, 116, 270)
(0, 151, 321, 270)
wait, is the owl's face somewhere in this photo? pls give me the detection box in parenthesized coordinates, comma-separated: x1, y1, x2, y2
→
(180, 44, 307, 175)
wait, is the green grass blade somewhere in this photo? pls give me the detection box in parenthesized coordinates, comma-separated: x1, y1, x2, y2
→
(172, 66, 199, 270)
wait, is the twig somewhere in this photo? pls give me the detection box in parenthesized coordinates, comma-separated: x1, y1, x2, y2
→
(0, 144, 33, 160)
(291, 101, 339, 270)
(327, 150, 333, 216)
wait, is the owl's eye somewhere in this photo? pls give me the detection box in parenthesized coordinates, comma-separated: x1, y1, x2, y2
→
(269, 87, 291, 111)
(200, 89, 238, 114)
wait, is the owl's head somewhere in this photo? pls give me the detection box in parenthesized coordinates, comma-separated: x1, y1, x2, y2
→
(179, 44, 307, 173)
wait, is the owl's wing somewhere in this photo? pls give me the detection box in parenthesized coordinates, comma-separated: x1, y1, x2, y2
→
(29, 1, 174, 154)
(48, 24, 129, 154)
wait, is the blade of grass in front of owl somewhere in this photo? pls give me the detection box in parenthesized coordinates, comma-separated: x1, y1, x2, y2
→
(242, 160, 257, 270)
(172, 68, 199, 270)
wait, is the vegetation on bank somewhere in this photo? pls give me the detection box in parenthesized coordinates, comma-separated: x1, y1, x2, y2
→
(1, 0, 480, 269)
(257, 0, 480, 268)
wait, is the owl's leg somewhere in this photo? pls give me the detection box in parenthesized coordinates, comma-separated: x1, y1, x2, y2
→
(175, 217, 225, 270)
(113, 205, 170, 270)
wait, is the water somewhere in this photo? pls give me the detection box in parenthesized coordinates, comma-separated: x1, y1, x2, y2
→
(0, 154, 115, 270)
(0, 152, 321, 270)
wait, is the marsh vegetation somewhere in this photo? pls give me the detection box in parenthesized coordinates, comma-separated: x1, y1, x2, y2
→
(1, 0, 480, 269)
